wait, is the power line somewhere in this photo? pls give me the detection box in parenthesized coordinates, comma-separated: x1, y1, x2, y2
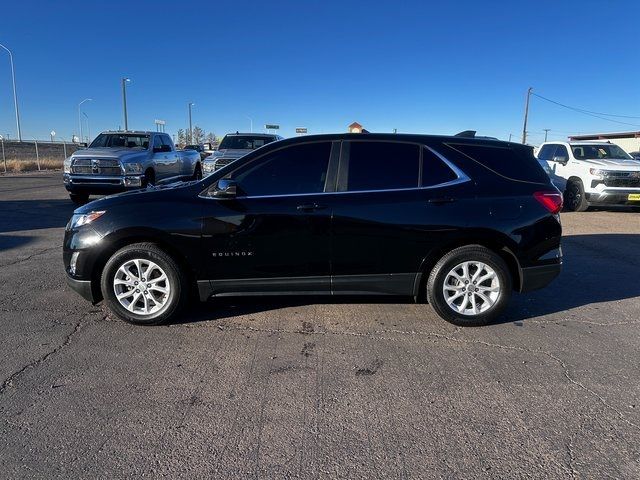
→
(531, 92, 640, 127)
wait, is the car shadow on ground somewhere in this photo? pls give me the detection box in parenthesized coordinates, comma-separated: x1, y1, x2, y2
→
(0, 199, 76, 233)
(0, 234, 35, 252)
(172, 233, 640, 327)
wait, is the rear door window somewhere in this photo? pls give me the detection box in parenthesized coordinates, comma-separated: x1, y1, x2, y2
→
(537, 144, 557, 161)
(344, 141, 420, 191)
(421, 147, 458, 186)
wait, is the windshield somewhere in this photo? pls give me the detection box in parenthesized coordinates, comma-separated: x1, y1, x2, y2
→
(90, 133, 150, 149)
(572, 144, 631, 160)
(219, 135, 275, 150)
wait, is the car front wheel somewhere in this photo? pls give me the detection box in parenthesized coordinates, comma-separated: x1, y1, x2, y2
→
(426, 245, 512, 326)
(564, 180, 589, 212)
(100, 243, 187, 325)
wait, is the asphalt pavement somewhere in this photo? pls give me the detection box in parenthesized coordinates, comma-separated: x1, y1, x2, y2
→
(1, 172, 639, 478)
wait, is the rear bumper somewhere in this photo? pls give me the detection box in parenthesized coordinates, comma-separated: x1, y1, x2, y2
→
(520, 262, 561, 293)
(65, 274, 97, 303)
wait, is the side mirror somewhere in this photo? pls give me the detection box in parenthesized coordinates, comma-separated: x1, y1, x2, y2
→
(213, 178, 237, 198)
(552, 155, 568, 165)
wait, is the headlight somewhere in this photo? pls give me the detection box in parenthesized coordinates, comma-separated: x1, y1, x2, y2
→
(123, 163, 142, 174)
(589, 168, 608, 179)
(64, 157, 72, 173)
(68, 211, 106, 229)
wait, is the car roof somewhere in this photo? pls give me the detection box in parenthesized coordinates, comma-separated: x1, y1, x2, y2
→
(100, 130, 155, 135)
(270, 132, 520, 148)
(225, 132, 280, 137)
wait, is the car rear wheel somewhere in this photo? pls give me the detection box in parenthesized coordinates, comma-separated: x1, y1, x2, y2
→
(426, 245, 512, 326)
(100, 243, 187, 325)
(564, 180, 589, 212)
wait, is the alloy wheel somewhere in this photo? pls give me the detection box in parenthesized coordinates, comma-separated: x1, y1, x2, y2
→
(442, 261, 501, 316)
(113, 259, 170, 315)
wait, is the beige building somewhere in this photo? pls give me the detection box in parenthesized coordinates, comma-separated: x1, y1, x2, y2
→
(568, 131, 640, 153)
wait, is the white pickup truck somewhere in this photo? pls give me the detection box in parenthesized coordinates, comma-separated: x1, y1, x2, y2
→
(536, 141, 640, 211)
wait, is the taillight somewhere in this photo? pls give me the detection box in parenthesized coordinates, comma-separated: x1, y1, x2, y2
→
(534, 191, 563, 214)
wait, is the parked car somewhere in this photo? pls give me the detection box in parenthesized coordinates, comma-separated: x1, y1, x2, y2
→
(628, 151, 640, 161)
(64, 132, 562, 327)
(202, 132, 282, 173)
(537, 141, 640, 211)
(63, 131, 202, 204)
(183, 144, 210, 161)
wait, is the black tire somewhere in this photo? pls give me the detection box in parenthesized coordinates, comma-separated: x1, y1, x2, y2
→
(193, 163, 202, 180)
(69, 192, 89, 205)
(100, 243, 187, 325)
(426, 245, 512, 327)
(564, 180, 589, 212)
(143, 169, 156, 188)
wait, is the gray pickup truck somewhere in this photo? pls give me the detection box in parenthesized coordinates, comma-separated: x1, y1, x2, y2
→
(63, 131, 201, 204)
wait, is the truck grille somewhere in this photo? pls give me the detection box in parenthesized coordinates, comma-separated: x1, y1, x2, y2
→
(214, 158, 236, 170)
(604, 172, 640, 188)
(71, 159, 122, 176)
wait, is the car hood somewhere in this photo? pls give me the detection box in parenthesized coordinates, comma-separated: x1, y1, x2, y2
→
(580, 158, 640, 169)
(74, 180, 203, 214)
(71, 147, 147, 159)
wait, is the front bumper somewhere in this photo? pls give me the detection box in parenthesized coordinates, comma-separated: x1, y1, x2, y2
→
(64, 173, 144, 194)
(586, 188, 640, 205)
(65, 274, 97, 303)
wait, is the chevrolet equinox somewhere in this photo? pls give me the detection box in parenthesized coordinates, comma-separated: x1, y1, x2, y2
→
(64, 133, 563, 326)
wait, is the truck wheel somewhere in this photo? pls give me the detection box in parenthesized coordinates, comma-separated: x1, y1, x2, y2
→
(193, 163, 202, 180)
(144, 169, 155, 187)
(100, 243, 187, 325)
(426, 245, 512, 327)
(69, 193, 89, 205)
(564, 180, 589, 212)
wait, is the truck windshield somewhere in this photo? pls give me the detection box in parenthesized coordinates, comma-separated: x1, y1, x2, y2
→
(572, 144, 632, 160)
(219, 135, 275, 150)
(90, 134, 150, 149)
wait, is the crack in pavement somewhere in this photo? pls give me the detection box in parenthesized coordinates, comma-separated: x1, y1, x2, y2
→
(0, 245, 62, 268)
(196, 322, 640, 435)
(0, 312, 92, 395)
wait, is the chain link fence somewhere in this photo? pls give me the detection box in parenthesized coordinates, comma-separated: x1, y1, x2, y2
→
(0, 139, 82, 173)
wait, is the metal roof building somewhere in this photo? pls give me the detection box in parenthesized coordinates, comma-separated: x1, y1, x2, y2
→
(568, 131, 640, 153)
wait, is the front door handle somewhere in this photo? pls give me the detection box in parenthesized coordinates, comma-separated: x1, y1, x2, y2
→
(297, 203, 327, 212)
(428, 197, 456, 205)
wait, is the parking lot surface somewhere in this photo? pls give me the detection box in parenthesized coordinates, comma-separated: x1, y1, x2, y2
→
(1, 172, 639, 478)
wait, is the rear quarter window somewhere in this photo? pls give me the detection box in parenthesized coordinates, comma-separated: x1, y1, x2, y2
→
(445, 142, 549, 184)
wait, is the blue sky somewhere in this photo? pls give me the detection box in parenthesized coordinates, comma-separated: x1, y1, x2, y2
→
(0, 0, 639, 145)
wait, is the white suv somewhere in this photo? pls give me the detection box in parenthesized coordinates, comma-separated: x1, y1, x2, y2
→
(536, 141, 640, 211)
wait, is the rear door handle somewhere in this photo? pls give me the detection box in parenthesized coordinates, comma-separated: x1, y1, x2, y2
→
(428, 197, 457, 205)
(297, 203, 327, 212)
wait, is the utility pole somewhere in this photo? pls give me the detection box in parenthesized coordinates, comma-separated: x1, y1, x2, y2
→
(0, 43, 22, 141)
(508, 133, 513, 142)
(188, 102, 195, 142)
(521, 87, 532, 144)
(543, 128, 550, 142)
(122, 78, 131, 131)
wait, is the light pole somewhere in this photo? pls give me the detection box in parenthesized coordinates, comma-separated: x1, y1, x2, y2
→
(78, 98, 92, 144)
(543, 128, 550, 142)
(83, 112, 90, 143)
(0, 43, 22, 141)
(122, 77, 131, 131)
(188, 102, 195, 143)
(246, 116, 253, 133)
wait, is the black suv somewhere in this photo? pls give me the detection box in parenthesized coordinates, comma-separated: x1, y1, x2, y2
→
(64, 133, 562, 326)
